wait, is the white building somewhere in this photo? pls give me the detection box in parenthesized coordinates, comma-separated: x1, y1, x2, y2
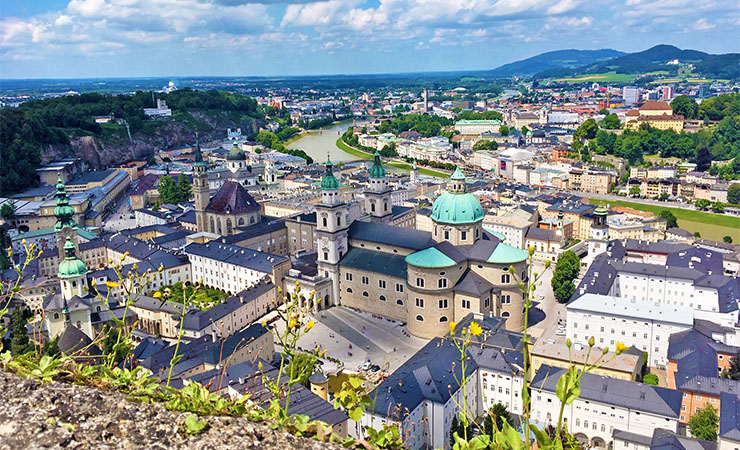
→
(531, 365, 682, 449)
(566, 293, 694, 368)
(144, 99, 172, 117)
(184, 241, 289, 295)
(455, 119, 502, 135)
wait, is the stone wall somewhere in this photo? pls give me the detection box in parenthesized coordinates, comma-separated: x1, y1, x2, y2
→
(0, 370, 342, 450)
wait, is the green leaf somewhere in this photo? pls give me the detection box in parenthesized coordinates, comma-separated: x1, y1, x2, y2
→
(349, 406, 363, 421)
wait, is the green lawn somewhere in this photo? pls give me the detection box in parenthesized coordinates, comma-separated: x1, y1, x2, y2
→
(335, 138, 450, 178)
(554, 71, 636, 83)
(587, 198, 740, 242)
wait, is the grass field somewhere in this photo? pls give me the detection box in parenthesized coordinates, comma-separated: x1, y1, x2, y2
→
(335, 137, 450, 178)
(553, 71, 635, 83)
(588, 198, 740, 242)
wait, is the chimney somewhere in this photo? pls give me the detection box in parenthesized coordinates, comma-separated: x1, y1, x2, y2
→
(211, 330, 217, 342)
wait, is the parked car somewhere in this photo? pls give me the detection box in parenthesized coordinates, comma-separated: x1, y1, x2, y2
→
(370, 365, 381, 373)
(361, 361, 372, 371)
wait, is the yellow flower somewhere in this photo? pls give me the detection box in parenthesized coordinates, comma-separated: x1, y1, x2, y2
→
(305, 320, 315, 332)
(152, 291, 162, 299)
(288, 320, 298, 329)
(321, 349, 328, 357)
(449, 321, 456, 335)
(615, 341, 627, 355)
(105, 281, 119, 288)
(21, 239, 26, 245)
(469, 321, 482, 336)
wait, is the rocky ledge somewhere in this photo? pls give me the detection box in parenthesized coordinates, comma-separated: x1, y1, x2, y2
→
(0, 370, 343, 450)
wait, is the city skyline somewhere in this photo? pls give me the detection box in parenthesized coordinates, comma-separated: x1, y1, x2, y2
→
(1, 0, 739, 79)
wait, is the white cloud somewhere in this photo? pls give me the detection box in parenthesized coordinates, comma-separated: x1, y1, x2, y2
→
(694, 18, 715, 30)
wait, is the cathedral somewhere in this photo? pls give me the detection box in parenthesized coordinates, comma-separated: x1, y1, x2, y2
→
(313, 156, 530, 339)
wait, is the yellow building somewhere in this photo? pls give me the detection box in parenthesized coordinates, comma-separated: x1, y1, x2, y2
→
(625, 101, 684, 132)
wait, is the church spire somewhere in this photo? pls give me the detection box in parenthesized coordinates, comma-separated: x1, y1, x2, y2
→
(54, 175, 77, 231)
(194, 132, 205, 165)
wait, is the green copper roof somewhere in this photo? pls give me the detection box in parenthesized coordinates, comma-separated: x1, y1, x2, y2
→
(368, 151, 386, 179)
(58, 237, 87, 278)
(321, 159, 340, 190)
(482, 226, 507, 242)
(226, 141, 246, 161)
(430, 192, 484, 224)
(405, 247, 457, 268)
(450, 166, 465, 180)
(53, 176, 78, 231)
(487, 243, 528, 264)
(595, 206, 608, 215)
(194, 132, 207, 167)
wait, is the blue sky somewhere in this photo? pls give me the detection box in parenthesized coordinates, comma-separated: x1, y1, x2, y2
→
(1, 0, 738, 79)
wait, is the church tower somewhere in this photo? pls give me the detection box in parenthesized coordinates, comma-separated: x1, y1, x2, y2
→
(588, 206, 609, 258)
(264, 160, 278, 187)
(192, 133, 210, 233)
(226, 141, 247, 175)
(54, 176, 79, 260)
(364, 151, 393, 223)
(58, 237, 88, 300)
(315, 159, 349, 307)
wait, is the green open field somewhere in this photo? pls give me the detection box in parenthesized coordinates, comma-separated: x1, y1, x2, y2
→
(553, 71, 636, 83)
(587, 198, 740, 242)
(335, 137, 450, 178)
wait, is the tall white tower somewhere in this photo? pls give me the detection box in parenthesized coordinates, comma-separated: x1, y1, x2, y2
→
(192, 133, 210, 233)
(315, 159, 350, 307)
(364, 151, 393, 223)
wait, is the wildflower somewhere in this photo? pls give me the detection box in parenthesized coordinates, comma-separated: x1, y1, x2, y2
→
(469, 321, 482, 336)
(449, 321, 456, 335)
(288, 319, 298, 329)
(615, 341, 627, 355)
(21, 239, 26, 245)
(566, 338, 571, 348)
(132, 263, 138, 272)
(588, 336, 595, 347)
(305, 320, 315, 332)
(260, 320, 267, 328)
(152, 291, 162, 299)
(91, 279, 96, 287)
(321, 349, 328, 357)
(124, 251, 130, 257)
(105, 281, 119, 288)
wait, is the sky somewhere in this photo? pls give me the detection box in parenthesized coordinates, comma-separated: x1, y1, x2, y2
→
(1, 0, 738, 79)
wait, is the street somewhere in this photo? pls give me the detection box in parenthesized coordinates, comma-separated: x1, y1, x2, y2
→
(528, 261, 568, 339)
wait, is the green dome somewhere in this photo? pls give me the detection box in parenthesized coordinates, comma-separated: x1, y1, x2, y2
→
(321, 159, 340, 190)
(368, 152, 386, 179)
(430, 168, 483, 225)
(53, 176, 78, 231)
(405, 247, 456, 268)
(595, 206, 608, 215)
(58, 238, 87, 278)
(226, 142, 246, 161)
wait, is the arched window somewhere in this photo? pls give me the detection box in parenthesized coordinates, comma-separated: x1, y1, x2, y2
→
(322, 217, 328, 227)
(209, 217, 215, 233)
(53, 313, 59, 319)
(362, 291, 369, 297)
(416, 315, 424, 322)
(96, 306, 101, 312)
(379, 295, 386, 302)
(238, 217, 245, 226)
(346, 288, 353, 293)
(371, 203, 376, 212)
(226, 218, 233, 234)
(250, 216, 255, 224)
(396, 299, 404, 306)
(72, 280, 77, 287)
(337, 216, 341, 226)
(439, 316, 448, 322)
(501, 312, 510, 318)
(76, 321, 82, 329)
(384, 202, 388, 211)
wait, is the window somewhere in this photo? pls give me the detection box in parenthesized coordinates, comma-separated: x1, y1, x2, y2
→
(439, 299, 448, 309)
(54, 313, 59, 319)
(396, 299, 404, 306)
(461, 231, 467, 241)
(501, 274, 510, 283)
(485, 298, 490, 308)
(461, 299, 471, 309)
(444, 230, 450, 240)
(415, 298, 424, 308)
(396, 283, 404, 293)
(501, 295, 511, 304)
(379, 295, 386, 302)
(345, 273, 353, 281)
(362, 276, 369, 285)
(416, 315, 424, 322)
(323, 252, 328, 260)
(378, 280, 386, 289)
(439, 316, 448, 322)
(416, 277, 424, 288)
(438, 279, 448, 288)
(322, 217, 327, 227)
(362, 291, 369, 297)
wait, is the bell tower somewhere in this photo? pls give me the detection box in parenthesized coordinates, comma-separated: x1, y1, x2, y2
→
(315, 158, 349, 307)
(192, 133, 210, 233)
(364, 151, 393, 223)
(53, 176, 79, 260)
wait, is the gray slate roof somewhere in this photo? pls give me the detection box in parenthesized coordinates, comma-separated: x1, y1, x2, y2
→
(185, 242, 287, 273)
(339, 248, 407, 279)
(348, 221, 433, 251)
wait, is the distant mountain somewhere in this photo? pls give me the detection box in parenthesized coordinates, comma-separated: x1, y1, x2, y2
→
(485, 49, 625, 77)
(535, 45, 740, 79)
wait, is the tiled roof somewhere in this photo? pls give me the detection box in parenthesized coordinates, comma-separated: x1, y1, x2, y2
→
(339, 248, 407, 279)
(348, 221, 433, 251)
(720, 392, 740, 442)
(206, 181, 260, 214)
(454, 269, 494, 295)
(185, 242, 286, 273)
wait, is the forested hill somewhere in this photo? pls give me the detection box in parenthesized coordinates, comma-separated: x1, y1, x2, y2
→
(535, 45, 740, 79)
(0, 89, 264, 196)
(486, 49, 624, 77)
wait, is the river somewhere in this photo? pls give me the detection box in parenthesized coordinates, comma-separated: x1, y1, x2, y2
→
(287, 122, 354, 163)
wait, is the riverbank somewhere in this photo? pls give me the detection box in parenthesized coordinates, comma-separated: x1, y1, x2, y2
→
(334, 137, 451, 178)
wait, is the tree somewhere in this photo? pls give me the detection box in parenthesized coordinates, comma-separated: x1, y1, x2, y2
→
(658, 193, 670, 201)
(695, 199, 710, 210)
(0, 202, 15, 221)
(521, 125, 530, 135)
(551, 251, 580, 303)
(643, 374, 659, 385)
(483, 403, 511, 435)
(158, 175, 177, 204)
(44, 336, 60, 357)
(499, 125, 509, 136)
(659, 210, 678, 229)
(599, 114, 621, 130)
(152, 200, 160, 212)
(576, 118, 599, 140)
(710, 201, 725, 213)
(728, 351, 740, 380)
(11, 307, 32, 355)
(286, 353, 317, 387)
(695, 146, 712, 172)
(688, 404, 719, 442)
(629, 185, 641, 197)
(694, 231, 702, 238)
(473, 139, 498, 151)
(176, 173, 192, 203)
(670, 95, 699, 120)
(724, 236, 734, 244)
(728, 184, 740, 205)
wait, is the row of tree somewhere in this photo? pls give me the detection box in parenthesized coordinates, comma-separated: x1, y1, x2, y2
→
(157, 174, 192, 205)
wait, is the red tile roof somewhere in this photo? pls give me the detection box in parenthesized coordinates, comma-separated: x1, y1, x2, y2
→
(206, 181, 260, 214)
